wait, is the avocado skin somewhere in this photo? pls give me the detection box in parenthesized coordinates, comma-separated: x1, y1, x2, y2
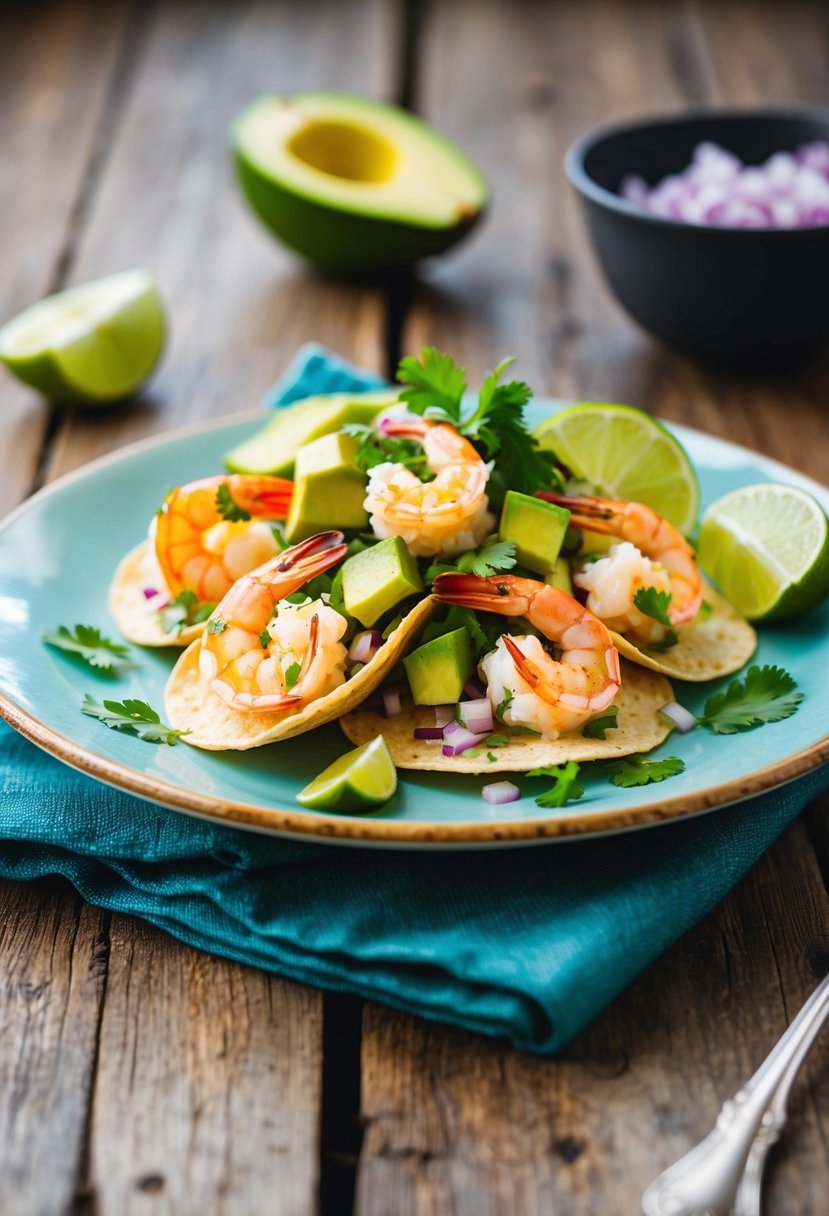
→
(234, 150, 484, 275)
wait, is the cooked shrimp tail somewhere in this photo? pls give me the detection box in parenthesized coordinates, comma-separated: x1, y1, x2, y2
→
(537, 491, 702, 627)
(432, 572, 620, 736)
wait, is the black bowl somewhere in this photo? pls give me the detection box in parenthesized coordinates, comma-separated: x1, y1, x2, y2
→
(566, 108, 829, 373)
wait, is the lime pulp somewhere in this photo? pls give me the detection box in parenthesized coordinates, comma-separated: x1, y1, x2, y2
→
(296, 734, 397, 812)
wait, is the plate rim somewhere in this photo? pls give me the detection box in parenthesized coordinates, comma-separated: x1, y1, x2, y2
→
(1, 405, 828, 847)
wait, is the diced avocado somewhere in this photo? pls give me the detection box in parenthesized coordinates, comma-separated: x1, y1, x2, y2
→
(578, 528, 615, 557)
(403, 627, 474, 706)
(284, 431, 368, 542)
(499, 491, 571, 576)
(224, 390, 399, 476)
(341, 536, 423, 627)
(545, 557, 573, 596)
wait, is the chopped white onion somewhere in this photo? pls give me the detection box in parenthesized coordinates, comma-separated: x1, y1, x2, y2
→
(659, 700, 698, 734)
(348, 631, 383, 664)
(382, 687, 402, 718)
(482, 781, 521, 805)
(456, 698, 494, 736)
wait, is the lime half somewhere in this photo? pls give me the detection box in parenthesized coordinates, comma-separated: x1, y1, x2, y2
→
(0, 269, 165, 404)
(535, 402, 699, 534)
(296, 734, 397, 812)
(698, 483, 829, 622)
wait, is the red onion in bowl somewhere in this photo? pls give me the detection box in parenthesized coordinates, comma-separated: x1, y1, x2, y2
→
(481, 781, 520, 805)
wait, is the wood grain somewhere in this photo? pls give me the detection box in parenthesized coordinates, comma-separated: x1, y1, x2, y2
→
(0, 880, 109, 1216)
(357, 820, 829, 1215)
(0, 0, 136, 515)
(45, 0, 399, 481)
(87, 913, 322, 1216)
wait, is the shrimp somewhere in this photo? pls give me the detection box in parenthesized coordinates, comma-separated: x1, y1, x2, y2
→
(154, 474, 293, 603)
(432, 572, 621, 738)
(364, 416, 493, 557)
(199, 530, 349, 713)
(539, 492, 702, 642)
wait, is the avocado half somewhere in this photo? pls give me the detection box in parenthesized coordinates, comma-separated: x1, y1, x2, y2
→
(232, 93, 488, 273)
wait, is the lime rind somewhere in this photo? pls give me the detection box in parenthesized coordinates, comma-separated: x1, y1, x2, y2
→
(534, 402, 700, 535)
(296, 734, 397, 812)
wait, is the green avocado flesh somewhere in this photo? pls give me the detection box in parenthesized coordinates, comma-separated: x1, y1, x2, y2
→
(403, 627, 474, 706)
(232, 93, 488, 273)
(545, 557, 573, 596)
(284, 431, 368, 542)
(341, 536, 423, 627)
(224, 390, 398, 477)
(499, 491, 571, 576)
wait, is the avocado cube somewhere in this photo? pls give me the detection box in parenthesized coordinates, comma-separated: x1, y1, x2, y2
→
(224, 390, 399, 476)
(545, 557, 573, 596)
(403, 627, 474, 706)
(499, 491, 571, 576)
(284, 431, 368, 543)
(341, 536, 423, 627)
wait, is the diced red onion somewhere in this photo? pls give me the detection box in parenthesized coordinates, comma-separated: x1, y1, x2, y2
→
(434, 705, 454, 727)
(382, 687, 403, 718)
(142, 586, 160, 600)
(441, 724, 488, 756)
(482, 781, 521, 805)
(414, 726, 444, 740)
(348, 631, 383, 664)
(659, 700, 698, 734)
(455, 698, 494, 736)
(463, 676, 484, 699)
(621, 140, 829, 230)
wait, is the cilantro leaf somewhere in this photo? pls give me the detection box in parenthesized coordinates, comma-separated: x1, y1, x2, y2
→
(485, 734, 510, 747)
(215, 483, 251, 522)
(342, 423, 429, 477)
(582, 705, 618, 740)
(633, 586, 673, 627)
(487, 752, 497, 763)
(259, 629, 271, 649)
(284, 661, 302, 690)
(43, 624, 132, 672)
(158, 590, 215, 635)
(699, 665, 803, 735)
(495, 687, 514, 719)
(396, 347, 466, 420)
(207, 617, 227, 635)
(81, 695, 188, 745)
(457, 539, 517, 577)
(646, 630, 679, 653)
(527, 761, 585, 808)
(609, 755, 685, 788)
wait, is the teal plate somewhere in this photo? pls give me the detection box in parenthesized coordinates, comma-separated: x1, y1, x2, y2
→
(1, 402, 828, 848)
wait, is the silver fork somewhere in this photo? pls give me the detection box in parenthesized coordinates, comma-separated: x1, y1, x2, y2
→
(641, 970, 829, 1216)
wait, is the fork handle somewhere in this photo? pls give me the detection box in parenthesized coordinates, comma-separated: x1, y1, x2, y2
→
(642, 971, 829, 1216)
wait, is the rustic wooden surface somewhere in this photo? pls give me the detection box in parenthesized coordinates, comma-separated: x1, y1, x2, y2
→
(1, 1, 829, 1212)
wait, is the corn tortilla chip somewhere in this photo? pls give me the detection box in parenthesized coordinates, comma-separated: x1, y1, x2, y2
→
(340, 659, 673, 773)
(164, 597, 435, 750)
(109, 541, 205, 648)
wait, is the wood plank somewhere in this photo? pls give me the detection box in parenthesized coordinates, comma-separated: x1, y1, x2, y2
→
(362, 0, 829, 1211)
(45, 0, 398, 481)
(357, 820, 829, 1215)
(88, 913, 322, 1216)
(0, 879, 109, 1216)
(0, 0, 136, 514)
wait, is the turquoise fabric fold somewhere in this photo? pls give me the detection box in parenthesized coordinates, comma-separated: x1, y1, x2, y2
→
(2, 345, 827, 1054)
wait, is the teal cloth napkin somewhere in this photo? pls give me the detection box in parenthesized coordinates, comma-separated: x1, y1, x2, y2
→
(2, 344, 827, 1054)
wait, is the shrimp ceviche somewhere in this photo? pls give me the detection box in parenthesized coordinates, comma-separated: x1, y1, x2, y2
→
(97, 345, 824, 814)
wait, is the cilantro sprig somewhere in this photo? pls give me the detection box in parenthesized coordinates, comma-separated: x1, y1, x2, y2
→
(158, 590, 216, 635)
(82, 695, 188, 745)
(699, 665, 803, 735)
(342, 423, 429, 477)
(582, 706, 618, 740)
(609, 755, 686, 788)
(42, 625, 132, 672)
(426, 537, 517, 583)
(633, 587, 678, 651)
(215, 483, 251, 522)
(526, 761, 585, 808)
(396, 348, 559, 504)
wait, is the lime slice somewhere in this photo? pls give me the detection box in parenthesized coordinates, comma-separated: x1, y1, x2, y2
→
(534, 402, 699, 534)
(698, 482, 829, 622)
(296, 734, 397, 812)
(0, 269, 165, 404)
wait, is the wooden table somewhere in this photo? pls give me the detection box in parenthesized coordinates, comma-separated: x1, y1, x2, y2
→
(3, 2, 829, 1211)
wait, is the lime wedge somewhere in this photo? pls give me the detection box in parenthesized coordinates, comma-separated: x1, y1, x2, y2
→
(534, 402, 699, 534)
(698, 483, 829, 621)
(296, 734, 397, 812)
(0, 269, 165, 404)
